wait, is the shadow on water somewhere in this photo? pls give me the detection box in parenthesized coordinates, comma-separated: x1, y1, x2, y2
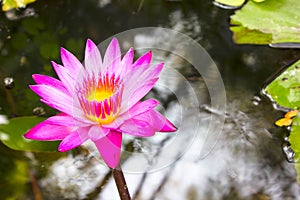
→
(1, 0, 300, 199)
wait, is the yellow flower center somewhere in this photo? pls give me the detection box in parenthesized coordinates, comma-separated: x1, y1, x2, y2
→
(87, 88, 114, 101)
(86, 89, 116, 124)
(78, 74, 122, 125)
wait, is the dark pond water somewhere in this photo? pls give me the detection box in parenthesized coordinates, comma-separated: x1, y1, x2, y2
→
(1, 0, 300, 199)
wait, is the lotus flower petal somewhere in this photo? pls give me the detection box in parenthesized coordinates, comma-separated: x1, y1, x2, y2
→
(119, 118, 155, 137)
(30, 85, 75, 115)
(58, 127, 90, 152)
(148, 110, 177, 132)
(94, 130, 122, 168)
(24, 120, 74, 140)
(32, 74, 68, 94)
(121, 78, 158, 111)
(103, 38, 121, 75)
(85, 39, 103, 76)
(114, 48, 134, 79)
(88, 125, 110, 141)
(132, 51, 152, 68)
(52, 61, 75, 94)
(119, 109, 176, 137)
(106, 99, 159, 127)
(46, 114, 90, 127)
(60, 47, 83, 76)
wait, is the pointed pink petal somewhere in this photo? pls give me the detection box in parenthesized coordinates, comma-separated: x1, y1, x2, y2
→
(121, 62, 163, 112)
(60, 47, 83, 76)
(132, 51, 152, 68)
(94, 130, 122, 168)
(32, 74, 68, 94)
(115, 47, 134, 78)
(122, 62, 163, 93)
(103, 38, 121, 73)
(119, 116, 155, 137)
(88, 125, 110, 141)
(24, 120, 74, 140)
(58, 127, 90, 152)
(119, 109, 176, 137)
(121, 48, 134, 66)
(121, 64, 149, 95)
(30, 85, 78, 116)
(141, 62, 164, 82)
(129, 99, 159, 115)
(121, 78, 158, 112)
(46, 114, 90, 127)
(84, 39, 103, 75)
(148, 110, 177, 132)
(113, 99, 159, 124)
(41, 99, 85, 123)
(119, 52, 152, 89)
(52, 62, 75, 94)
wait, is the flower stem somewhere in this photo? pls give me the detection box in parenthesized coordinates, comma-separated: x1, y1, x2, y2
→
(112, 166, 131, 200)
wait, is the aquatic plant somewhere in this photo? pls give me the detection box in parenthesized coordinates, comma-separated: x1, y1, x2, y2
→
(23, 38, 176, 199)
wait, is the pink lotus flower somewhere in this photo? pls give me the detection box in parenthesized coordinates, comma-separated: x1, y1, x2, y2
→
(24, 38, 176, 168)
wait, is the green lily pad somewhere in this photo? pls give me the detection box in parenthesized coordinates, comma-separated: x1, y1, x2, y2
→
(230, 0, 300, 45)
(290, 116, 300, 162)
(290, 116, 300, 184)
(0, 116, 60, 152)
(230, 26, 272, 44)
(263, 59, 300, 110)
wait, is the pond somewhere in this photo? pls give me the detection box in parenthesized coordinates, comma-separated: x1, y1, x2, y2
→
(1, 0, 300, 199)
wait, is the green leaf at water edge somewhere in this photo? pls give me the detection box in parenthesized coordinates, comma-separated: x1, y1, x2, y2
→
(230, 0, 300, 45)
(290, 116, 300, 184)
(290, 116, 300, 162)
(264, 59, 300, 110)
(230, 26, 272, 44)
(0, 116, 60, 152)
(264, 59, 300, 183)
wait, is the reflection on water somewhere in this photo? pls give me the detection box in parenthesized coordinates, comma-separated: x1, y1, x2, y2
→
(36, 88, 300, 199)
(1, 0, 300, 199)
(40, 154, 109, 199)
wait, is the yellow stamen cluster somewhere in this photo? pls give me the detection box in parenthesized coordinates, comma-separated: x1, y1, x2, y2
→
(78, 74, 122, 125)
